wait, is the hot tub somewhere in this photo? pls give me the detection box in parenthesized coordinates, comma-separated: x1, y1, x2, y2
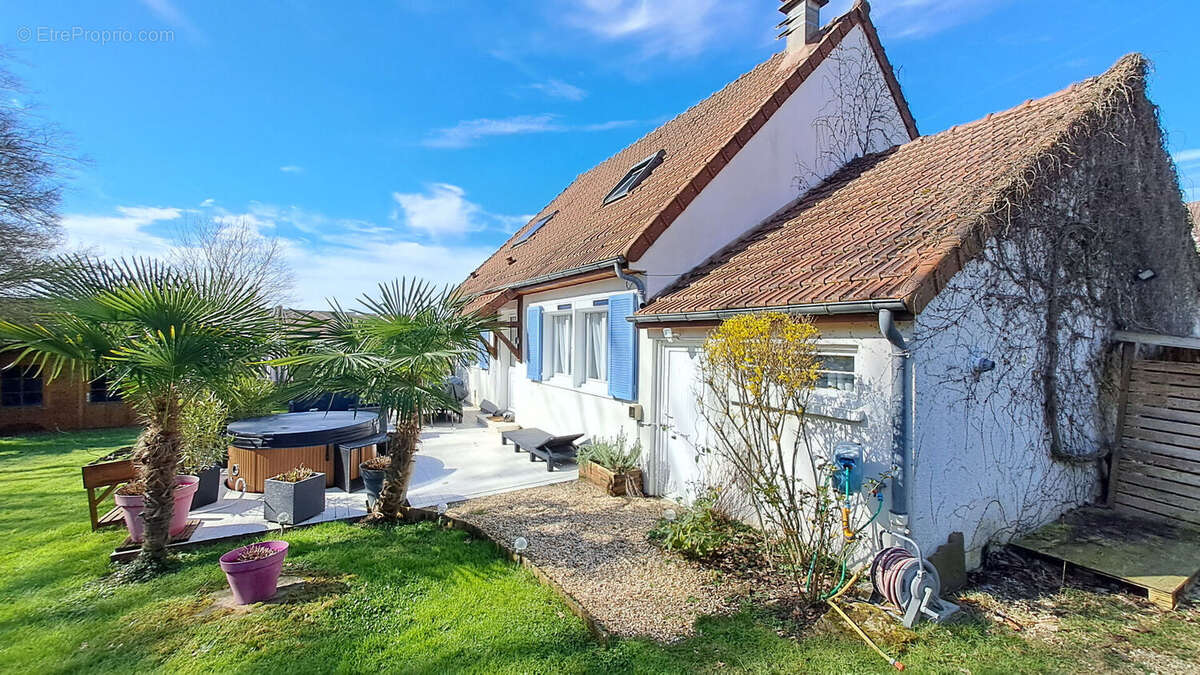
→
(225, 411, 384, 493)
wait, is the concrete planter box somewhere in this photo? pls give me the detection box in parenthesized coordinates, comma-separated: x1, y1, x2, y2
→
(579, 461, 642, 497)
(192, 464, 222, 508)
(263, 472, 325, 524)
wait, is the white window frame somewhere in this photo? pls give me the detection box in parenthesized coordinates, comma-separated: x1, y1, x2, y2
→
(544, 311, 573, 382)
(815, 346, 857, 392)
(575, 307, 608, 390)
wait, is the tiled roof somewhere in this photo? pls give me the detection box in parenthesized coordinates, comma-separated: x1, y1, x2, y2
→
(637, 55, 1148, 319)
(457, 0, 916, 306)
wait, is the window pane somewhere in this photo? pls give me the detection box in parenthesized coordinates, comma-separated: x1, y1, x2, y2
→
(551, 314, 572, 376)
(584, 312, 607, 381)
(816, 354, 855, 390)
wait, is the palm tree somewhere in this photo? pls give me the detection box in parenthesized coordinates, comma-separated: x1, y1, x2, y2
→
(277, 279, 497, 520)
(0, 257, 277, 567)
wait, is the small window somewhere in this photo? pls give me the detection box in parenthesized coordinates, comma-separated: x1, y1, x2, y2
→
(816, 354, 856, 391)
(88, 376, 122, 403)
(511, 210, 558, 247)
(582, 310, 608, 382)
(548, 313, 573, 377)
(1, 366, 43, 407)
(603, 150, 665, 205)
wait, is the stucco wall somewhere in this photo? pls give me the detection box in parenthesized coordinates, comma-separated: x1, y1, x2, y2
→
(468, 279, 644, 446)
(640, 320, 900, 550)
(635, 25, 910, 299)
(908, 244, 1099, 568)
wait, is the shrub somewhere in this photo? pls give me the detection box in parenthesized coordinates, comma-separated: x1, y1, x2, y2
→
(578, 429, 641, 473)
(222, 375, 283, 421)
(648, 489, 730, 560)
(179, 390, 229, 474)
(695, 312, 865, 602)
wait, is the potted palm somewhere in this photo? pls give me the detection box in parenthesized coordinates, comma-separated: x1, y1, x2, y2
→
(114, 474, 201, 542)
(578, 430, 644, 496)
(276, 279, 498, 521)
(0, 256, 277, 571)
(219, 541, 289, 604)
(263, 465, 325, 524)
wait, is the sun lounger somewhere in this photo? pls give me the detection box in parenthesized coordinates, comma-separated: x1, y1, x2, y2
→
(500, 429, 582, 471)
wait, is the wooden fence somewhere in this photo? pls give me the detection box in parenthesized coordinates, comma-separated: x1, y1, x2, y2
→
(1109, 332, 1200, 529)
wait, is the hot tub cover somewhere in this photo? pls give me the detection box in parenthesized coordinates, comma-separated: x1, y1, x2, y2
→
(227, 411, 382, 449)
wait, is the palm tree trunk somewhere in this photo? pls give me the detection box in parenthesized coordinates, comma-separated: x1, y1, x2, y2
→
(134, 394, 182, 564)
(376, 414, 421, 520)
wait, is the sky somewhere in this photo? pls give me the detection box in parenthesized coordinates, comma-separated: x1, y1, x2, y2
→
(3, 0, 1200, 309)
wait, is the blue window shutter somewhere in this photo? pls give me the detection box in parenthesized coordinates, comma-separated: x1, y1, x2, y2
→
(526, 306, 543, 382)
(607, 292, 638, 401)
(478, 331, 490, 370)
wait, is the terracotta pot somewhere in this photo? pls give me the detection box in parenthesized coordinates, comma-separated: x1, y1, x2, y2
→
(114, 475, 200, 543)
(219, 541, 289, 604)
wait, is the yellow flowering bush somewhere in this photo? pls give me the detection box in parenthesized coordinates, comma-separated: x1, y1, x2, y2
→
(696, 312, 844, 602)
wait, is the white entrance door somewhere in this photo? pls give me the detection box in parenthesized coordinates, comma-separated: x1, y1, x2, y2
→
(494, 328, 511, 410)
(658, 344, 705, 501)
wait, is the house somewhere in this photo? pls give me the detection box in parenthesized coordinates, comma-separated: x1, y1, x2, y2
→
(0, 352, 135, 434)
(462, 0, 1200, 568)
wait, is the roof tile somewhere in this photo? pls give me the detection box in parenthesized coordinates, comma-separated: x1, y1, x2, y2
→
(638, 56, 1146, 318)
(457, 5, 917, 300)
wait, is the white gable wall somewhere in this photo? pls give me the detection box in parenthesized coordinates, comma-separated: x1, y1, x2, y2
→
(908, 238, 1099, 568)
(635, 25, 910, 300)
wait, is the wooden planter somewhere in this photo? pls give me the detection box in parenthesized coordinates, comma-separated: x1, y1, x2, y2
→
(579, 461, 642, 497)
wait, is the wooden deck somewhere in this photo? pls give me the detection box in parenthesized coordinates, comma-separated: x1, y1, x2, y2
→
(1013, 506, 1200, 609)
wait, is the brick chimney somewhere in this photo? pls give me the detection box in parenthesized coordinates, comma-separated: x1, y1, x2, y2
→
(778, 0, 829, 51)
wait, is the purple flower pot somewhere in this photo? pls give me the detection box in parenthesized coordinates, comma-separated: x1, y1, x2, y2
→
(114, 474, 200, 543)
(219, 540, 289, 605)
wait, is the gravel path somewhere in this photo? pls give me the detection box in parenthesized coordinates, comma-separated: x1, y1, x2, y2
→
(448, 481, 740, 641)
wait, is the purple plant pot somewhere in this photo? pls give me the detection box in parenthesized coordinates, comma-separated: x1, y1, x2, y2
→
(219, 540, 289, 605)
(114, 474, 201, 543)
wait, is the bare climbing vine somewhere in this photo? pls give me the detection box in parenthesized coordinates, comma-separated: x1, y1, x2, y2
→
(909, 55, 1200, 547)
(794, 42, 908, 194)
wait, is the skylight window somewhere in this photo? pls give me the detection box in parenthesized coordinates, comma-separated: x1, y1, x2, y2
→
(603, 150, 665, 205)
(511, 210, 557, 247)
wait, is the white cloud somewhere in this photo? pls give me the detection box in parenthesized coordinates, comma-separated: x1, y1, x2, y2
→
(824, 0, 1010, 39)
(286, 240, 495, 311)
(528, 78, 588, 101)
(389, 183, 524, 238)
(423, 114, 645, 149)
(138, 0, 208, 43)
(423, 114, 561, 148)
(279, 165, 304, 173)
(61, 205, 183, 257)
(61, 198, 503, 309)
(566, 0, 753, 59)
(1173, 149, 1200, 164)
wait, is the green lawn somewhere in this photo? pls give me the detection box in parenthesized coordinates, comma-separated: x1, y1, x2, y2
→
(0, 428, 1196, 673)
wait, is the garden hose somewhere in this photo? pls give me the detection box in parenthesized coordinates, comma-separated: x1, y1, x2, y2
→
(826, 579, 905, 671)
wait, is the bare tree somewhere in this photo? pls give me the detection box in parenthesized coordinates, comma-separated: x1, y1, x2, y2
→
(168, 215, 295, 305)
(0, 52, 71, 296)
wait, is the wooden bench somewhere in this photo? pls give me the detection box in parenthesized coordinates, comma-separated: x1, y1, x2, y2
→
(81, 453, 137, 531)
(501, 429, 582, 472)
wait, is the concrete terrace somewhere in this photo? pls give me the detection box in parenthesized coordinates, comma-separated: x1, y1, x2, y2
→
(181, 411, 577, 545)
